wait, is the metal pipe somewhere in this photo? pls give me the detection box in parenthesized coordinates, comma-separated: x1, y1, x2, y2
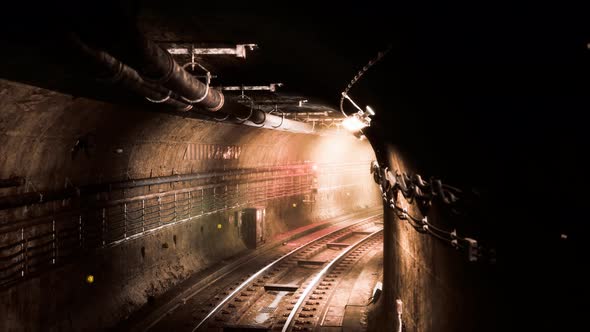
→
(0, 189, 79, 211)
(133, 35, 224, 111)
(71, 35, 192, 111)
(127, 35, 312, 130)
(0, 177, 25, 188)
(73, 35, 313, 133)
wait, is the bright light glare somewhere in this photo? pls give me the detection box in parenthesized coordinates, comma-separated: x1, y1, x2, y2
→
(342, 115, 368, 132)
(366, 105, 375, 116)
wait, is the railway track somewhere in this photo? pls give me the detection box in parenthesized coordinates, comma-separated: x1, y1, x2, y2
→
(189, 217, 383, 332)
(279, 230, 383, 331)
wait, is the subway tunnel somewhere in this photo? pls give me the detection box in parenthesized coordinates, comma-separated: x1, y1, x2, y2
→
(0, 2, 588, 331)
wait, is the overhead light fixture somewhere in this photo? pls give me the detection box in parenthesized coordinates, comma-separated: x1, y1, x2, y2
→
(340, 93, 374, 135)
(342, 114, 369, 132)
(338, 47, 390, 136)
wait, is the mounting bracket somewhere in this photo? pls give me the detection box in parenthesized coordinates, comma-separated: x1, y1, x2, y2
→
(167, 44, 258, 58)
(221, 83, 283, 92)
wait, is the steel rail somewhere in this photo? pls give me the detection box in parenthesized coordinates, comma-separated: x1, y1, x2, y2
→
(192, 214, 381, 331)
(282, 228, 383, 332)
(135, 209, 380, 332)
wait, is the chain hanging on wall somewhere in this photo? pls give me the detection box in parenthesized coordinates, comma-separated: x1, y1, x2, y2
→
(370, 161, 495, 263)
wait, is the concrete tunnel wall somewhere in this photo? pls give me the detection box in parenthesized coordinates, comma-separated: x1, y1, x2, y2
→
(366, 145, 496, 332)
(0, 79, 381, 331)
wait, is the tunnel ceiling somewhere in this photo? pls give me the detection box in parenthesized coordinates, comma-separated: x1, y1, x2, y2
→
(1, 2, 395, 124)
(1, 2, 588, 207)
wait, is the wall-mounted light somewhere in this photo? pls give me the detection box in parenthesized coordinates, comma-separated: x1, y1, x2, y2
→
(341, 92, 374, 135)
(338, 46, 390, 136)
(342, 114, 369, 132)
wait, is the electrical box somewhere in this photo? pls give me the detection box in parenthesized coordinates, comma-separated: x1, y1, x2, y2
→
(241, 207, 265, 249)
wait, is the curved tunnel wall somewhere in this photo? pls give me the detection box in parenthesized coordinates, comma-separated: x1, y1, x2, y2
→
(368, 145, 496, 332)
(0, 79, 381, 330)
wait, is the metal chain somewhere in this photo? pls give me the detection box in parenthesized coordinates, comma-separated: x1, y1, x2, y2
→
(370, 161, 495, 263)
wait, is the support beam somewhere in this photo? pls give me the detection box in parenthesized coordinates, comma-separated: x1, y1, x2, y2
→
(136, 37, 225, 111)
(167, 44, 258, 58)
(221, 83, 283, 92)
